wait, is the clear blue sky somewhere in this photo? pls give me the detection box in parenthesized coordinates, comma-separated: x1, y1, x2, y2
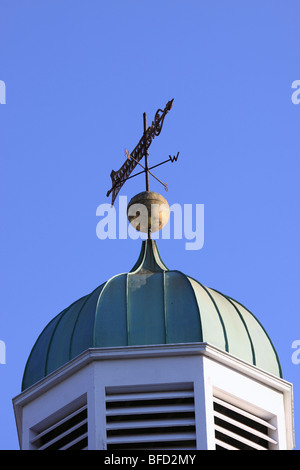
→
(0, 0, 299, 449)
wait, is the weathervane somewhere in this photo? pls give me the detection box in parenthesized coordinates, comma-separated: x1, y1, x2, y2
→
(106, 98, 179, 206)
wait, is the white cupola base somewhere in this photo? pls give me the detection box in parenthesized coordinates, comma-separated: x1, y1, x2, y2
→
(13, 342, 294, 450)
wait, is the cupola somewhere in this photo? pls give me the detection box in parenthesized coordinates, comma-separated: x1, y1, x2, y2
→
(13, 100, 294, 450)
(22, 239, 281, 392)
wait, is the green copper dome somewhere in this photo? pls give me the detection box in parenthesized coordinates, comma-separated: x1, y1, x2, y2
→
(22, 240, 281, 390)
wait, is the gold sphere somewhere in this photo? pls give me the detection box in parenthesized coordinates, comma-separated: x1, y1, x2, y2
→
(127, 191, 170, 233)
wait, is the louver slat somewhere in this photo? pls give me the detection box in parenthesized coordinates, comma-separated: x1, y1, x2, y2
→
(213, 397, 277, 450)
(59, 432, 88, 450)
(215, 438, 239, 450)
(213, 397, 276, 430)
(107, 431, 196, 445)
(214, 411, 277, 445)
(38, 419, 88, 450)
(105, 384, 196, 450)
(31, 404, 88, 450)
(106, 390, 194, 402)
(106, 417, 195, 431)
(215, 424, 268, 450)
(106, 403, 195, 416)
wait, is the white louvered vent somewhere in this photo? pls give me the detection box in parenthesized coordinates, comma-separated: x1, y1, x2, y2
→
(105, 383, 196, 450)
(213, 396, 277, 450)
(30, 398, 88, 450)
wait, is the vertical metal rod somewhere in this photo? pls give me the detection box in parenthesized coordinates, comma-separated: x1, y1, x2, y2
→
(143, 112, 150, 192)
(143, 112, 151, 239)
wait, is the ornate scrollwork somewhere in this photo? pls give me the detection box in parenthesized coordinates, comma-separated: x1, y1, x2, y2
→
(106, 99, 174, 206)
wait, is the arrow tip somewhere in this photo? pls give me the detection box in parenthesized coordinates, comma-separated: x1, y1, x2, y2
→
(166, 98, 174, 111)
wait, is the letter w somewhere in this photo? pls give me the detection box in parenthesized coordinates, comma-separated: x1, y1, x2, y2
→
(169, 152, 179, 162)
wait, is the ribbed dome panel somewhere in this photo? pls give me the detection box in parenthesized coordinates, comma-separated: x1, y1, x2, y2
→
(22, 240, 282, 390)
(95, 275, 128, 347)
(164, 271, 202, 344)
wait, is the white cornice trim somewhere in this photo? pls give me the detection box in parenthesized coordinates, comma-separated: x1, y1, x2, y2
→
(12, 342, 294, 449)
(13, 342, 292, 405)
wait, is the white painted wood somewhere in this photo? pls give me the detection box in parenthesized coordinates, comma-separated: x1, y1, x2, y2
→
(213, 410, 277, 445)
(105, 390, 194, 402)
(213, 397, 276, 430)
(214, 424, 267, 450)
(38, 419, 88, 450)
(31, 404, 87, 444)
(60, 432, 88, 450)
(106, 403, 195, 416)
(12, 343, 294, 450)
(106, 417, 195, 431)
(106, 432, 196, 445)
(105, 383, 196, 449)
(215, 438, 238, 450)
